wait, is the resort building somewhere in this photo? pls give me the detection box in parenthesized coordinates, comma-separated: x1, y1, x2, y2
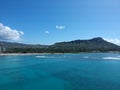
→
(0, 46, 6, 53)
(0, 47, 1, 52)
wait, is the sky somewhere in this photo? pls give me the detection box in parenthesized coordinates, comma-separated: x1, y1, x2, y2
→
(0, 0, 120, 45)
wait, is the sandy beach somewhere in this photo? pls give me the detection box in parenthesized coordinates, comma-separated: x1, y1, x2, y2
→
(0, 53, 50, 56)
(0, 53, 65, 56)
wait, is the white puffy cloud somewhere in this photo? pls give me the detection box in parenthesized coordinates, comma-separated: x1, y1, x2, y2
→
(0, 23, 24, 41)
(104, 38, 120, 45)
(56, 25, 65, 30)
(45, 30, 49, 34)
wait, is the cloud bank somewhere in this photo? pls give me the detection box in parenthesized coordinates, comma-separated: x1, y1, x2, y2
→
(104, 38, 120, 45)
(0, 23, 24, 41)
(56, 25, 65, 30)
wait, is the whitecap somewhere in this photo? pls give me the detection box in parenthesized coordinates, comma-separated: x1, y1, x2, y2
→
(83, 56, 89, 58)
(35, 56, 46, 58)
(117, 56, 120, 58)
(102, 57, 120, 60)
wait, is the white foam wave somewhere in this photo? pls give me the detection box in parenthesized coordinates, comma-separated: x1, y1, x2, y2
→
(83, 56, 89, 58)
(102, 57, 120, 60)
(35, 56, 46, 58)
(117, 56, 120, 58)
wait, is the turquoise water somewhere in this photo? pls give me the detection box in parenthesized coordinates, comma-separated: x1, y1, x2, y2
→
(0, 53, 120, 90)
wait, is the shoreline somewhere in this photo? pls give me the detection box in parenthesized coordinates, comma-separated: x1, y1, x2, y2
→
(0, 51, 119, 56)
(0, 53, 46, 56)
(0, 53, 65, 56)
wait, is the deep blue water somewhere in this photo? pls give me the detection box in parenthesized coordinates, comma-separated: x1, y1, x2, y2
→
(0, 53, 120, 90)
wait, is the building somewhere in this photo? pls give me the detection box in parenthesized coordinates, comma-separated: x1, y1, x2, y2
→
(0, 46, 6, 53)
(0, 47, 2, 52)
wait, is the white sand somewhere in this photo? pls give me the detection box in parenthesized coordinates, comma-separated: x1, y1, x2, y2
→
(0, 53, 49, 56)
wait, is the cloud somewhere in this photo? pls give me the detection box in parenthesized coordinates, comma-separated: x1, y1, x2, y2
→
(104, 38, 120, 45)
(0, 23, 24, 41)
(45, 30, 49, 34)
(56, 25, 65, 30)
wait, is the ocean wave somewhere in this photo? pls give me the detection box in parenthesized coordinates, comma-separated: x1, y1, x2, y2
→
(35, 56, 46, 58)
(102, 57, 120, 60)
(117, 56, 120, 57)
(83, 56, 89, 58)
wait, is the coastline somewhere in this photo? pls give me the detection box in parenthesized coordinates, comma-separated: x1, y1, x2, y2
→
(0, 53, 48, 56)
(0, 51, 119, 56)
(0, 53, 65, 56)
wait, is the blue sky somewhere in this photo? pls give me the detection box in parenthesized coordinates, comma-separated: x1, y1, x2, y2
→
(0, 0, 120, 45)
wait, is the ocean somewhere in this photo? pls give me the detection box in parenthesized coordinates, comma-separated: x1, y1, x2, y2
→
(0, 53, 120, 90)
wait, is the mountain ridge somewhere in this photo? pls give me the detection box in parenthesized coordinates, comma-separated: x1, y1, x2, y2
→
(0, 37, 120, 53)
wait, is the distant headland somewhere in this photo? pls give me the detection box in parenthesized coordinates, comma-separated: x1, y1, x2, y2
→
(0, 37, 120, 53)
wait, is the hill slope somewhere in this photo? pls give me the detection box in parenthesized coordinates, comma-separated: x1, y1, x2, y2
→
(51, 37, 120, 52)
(0, 41, 47, 48)
(0, 37, 120, 53)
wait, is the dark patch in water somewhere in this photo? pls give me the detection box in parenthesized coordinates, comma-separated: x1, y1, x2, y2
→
(51, 68, 120, 90)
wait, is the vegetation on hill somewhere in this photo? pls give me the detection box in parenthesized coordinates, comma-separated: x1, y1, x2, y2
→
(0, 37, 120, 53)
